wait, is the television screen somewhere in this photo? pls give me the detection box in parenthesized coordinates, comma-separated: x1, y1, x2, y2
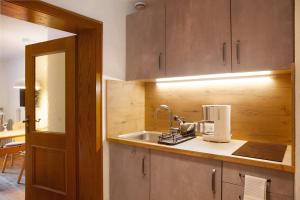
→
(20, 89, 25, 107)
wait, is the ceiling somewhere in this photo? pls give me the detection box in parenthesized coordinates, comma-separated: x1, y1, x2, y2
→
(0, 15, 74, 62)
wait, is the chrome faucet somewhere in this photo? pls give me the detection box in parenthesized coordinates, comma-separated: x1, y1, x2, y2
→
(155, 105, 173, 130)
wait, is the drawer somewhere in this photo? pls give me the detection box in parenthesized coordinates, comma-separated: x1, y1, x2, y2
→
(222, 182, 293, 200)
(223, 162, 294, 197)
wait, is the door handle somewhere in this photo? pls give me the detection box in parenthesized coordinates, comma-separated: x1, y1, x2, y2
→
(22, 119, 29, 124)
(236, 40, 241, 64)
(158, 53, 162, 70)
(211, 169, 216, 194)
(22, 118, 30, 128)
(142, 156, 146, 177)
(222, 42, 226, 65)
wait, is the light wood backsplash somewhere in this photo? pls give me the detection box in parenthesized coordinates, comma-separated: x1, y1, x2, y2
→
(145, 74, 292, 144)
(106, 74, 292, 144)
(106, 80, 145, 137)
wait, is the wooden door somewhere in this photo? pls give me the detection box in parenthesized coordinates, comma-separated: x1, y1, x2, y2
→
(126, 0, 165, 80)
(166, 0, 231, 77)
(109, 143, 150, 200)
(231, 0, 294, 72)
(25, 36, 76, 200)
(150, 151, 222, 200)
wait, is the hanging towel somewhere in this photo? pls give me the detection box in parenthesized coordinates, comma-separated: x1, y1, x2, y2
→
(243, 175, 267, 200)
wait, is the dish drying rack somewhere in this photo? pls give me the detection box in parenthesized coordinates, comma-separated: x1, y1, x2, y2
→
(158, 131, 196, 145)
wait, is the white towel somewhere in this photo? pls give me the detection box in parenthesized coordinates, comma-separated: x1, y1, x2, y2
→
(243, 175, 267, 200)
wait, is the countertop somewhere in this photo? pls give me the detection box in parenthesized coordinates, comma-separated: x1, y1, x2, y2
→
(108, 135, 294, 173)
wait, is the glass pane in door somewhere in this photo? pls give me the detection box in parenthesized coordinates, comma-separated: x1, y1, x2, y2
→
(35, 52, 66, 133)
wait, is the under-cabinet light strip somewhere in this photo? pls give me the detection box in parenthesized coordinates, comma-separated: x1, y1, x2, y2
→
(155, 71, 272, 83)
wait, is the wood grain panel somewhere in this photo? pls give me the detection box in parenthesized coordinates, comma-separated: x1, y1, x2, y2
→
(106, 80, 145, 138)
(126, 0, 166, 80)
(222, 182, 294, 200)
(223, 162, 294, 196)
(110, 143, 150, 200)
(32, 146, 66, 194)
(145, 74, 292, 144)
(77, 29, 103, 200)
(150, 150, 222, 200)
(166, 0, 231, 77)
(231, 0, 294, 71)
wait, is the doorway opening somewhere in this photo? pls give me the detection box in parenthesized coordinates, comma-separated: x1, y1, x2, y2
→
(0, 14, 74, 200)
(1, 1, 103, 200)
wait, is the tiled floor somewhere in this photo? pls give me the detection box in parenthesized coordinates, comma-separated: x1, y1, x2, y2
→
(0, 156, 25, 200)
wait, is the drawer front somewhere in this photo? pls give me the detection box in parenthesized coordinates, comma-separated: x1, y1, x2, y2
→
(223, 162, 294, 197)
(222, 183, 293, 200)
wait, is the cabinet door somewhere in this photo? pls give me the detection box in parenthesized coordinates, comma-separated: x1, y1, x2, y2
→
(150, 150, 222, 200)
(231, 0, 294, 72)
(126, 0, 165, 80)
(166, 0, 231, 77)
(109, 143, 150, 200)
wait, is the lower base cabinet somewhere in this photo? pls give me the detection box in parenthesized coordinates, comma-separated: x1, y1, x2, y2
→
(109, 143, 150, 200)
(222, 162, 294, 200)
(222, 182, 293, 200)
(109, 143, 294, 200)
(150, 150, 222, 200)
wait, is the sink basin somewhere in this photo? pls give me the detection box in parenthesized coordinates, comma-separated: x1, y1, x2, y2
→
(118, 131, 161, 143)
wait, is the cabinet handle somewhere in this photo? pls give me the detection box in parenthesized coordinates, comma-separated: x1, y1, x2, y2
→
(211, 169, 216, 194)
(222, 42, 226, 65)
(158, 53, 162, 70)
(236, 40, 241, 64)
(142, 156, 146, 176)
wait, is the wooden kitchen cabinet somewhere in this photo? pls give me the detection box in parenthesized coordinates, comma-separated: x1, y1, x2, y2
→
(223, 182, 294, 200)
(222, 162, 294, 199)
(231, 0, 294, 72)
(126, 0, 293, 80)
(165, 0, 232, 77)
(150, 150, 222, 200)
(109, 143, 150, 200)
(126, 0, 165, 80)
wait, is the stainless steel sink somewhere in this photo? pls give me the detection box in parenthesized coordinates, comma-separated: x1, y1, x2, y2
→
(118, 131, 161, 143)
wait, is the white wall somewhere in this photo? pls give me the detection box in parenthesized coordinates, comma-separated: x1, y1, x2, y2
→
(295, 0, 300, 198)
(43, 0, 136, 80)
(0, 56, 25, 123)
(42, 1, 137, 199)
(0, 61, 8, 113)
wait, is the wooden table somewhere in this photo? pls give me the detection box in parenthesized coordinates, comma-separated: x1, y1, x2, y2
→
(0, 129, 26, 155)
(0, 129, 25, 140)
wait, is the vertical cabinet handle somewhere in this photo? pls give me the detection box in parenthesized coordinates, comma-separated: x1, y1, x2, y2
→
(158, 53, 162, 70)
(236, 40, 241, 64)
(142, 156, 146, 176)
(222, 42, 226, 65)
(211, 169, 216, 194)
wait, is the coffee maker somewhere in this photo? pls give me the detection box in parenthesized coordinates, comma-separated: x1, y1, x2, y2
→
(201, 105, 231, 143)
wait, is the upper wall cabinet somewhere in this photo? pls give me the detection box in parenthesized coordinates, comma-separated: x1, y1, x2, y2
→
(165, 0, 232, 77)
(126, 0, 165, 80)
(231, 0, 294, 72)
(126, 0, 294, 80)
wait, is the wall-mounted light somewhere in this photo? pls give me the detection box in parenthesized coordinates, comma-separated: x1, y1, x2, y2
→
(156, 71, 273, 83)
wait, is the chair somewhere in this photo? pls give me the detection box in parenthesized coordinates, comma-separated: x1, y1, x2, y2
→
(1, 141, 26, 184)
